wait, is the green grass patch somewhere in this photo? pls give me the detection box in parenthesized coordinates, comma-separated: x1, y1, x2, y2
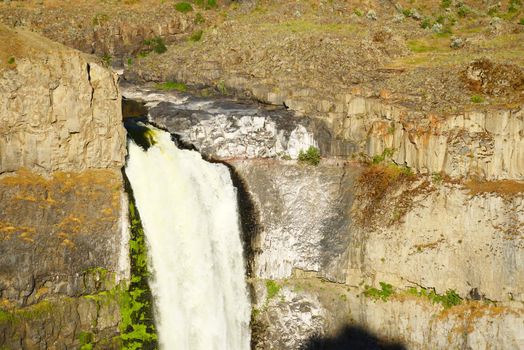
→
(471, 94, 484, 103)
(175, 2, 193, 12)
(155, 81, 188, 92)
(298, 146, 321, 166)
(266, 280, 281, 300)
(407, 40, 438, 53)
(189, 30, 203, 42)
(363, 282, 394, 301)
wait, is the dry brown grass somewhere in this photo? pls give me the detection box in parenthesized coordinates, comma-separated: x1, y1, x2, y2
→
(465, 179, 524, 196)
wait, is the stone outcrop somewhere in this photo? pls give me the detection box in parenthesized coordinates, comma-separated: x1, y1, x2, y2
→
(0, 25, 127, 349)
(0, 25, 125, 174)
(235, 160, 524, 349)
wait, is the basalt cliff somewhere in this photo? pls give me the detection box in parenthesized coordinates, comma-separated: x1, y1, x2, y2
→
(1, 0, 524, 349)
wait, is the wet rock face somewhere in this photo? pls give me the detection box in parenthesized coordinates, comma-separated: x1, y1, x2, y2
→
(0, 26, 125, 174)
(122, 86, 334, 159)
(230, 160, 358, 282)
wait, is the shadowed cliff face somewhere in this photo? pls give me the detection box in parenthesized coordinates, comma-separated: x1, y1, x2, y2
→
(302, 325, 406, 350)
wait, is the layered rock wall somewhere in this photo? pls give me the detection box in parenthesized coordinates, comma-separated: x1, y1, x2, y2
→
(0, 25, 127, 349)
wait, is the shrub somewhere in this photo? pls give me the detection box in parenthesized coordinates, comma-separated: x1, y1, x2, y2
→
(189, 30, 203, 42)
(420, 18, 431, 29)
(509, 0, 521, 13)
(364, 282, 394, 301)
(406, 287, 463, 308)
(519, 18, 524, 25)
(194, 12, 205, 24)
(266, 280, 281, 300)
(471, 94, 484, 103)
(441, 0, 452, 8)
(372, 148, 394, 164)
(175, 2, 193, 12)
(353, 8, 363, 17)
(155, 81, 188, 92)
(102, 54, 112, 66)
(92, 13, 109, 26)
(457, 5, 470, 18)
(298, 146, 321, 166)
(7, 56, 15, 64)
(143, 37, 167, 54)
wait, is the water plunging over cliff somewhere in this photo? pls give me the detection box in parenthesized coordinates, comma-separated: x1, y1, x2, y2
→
(125, 124, 251, 349)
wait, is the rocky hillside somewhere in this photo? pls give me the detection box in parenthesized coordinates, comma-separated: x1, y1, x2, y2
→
(0, 24, 127, 349)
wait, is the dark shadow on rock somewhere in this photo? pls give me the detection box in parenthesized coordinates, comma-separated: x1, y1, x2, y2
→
(302, 325, 407, 350)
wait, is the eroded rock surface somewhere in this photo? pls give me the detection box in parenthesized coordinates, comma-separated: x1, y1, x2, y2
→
(0, 25, 127, 349)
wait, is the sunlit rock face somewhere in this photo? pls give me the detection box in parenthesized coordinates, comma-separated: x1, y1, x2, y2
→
(0, 25, 127, 349)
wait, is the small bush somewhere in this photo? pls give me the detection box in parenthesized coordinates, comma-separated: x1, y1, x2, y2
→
(102, 54, 112, 66)
(402, 8, 412, 17)
(364, 282, 394, 301)
(155, 81, 188, 92)
(266, 280, 281, 300)
(372, 148, 394, 164)
(298, 146, 321, 166)
(471, 94, 484, 103)
(206, 0, 217, 9)
(457, 5, 470, 18)
(519, 18, 524, 25)
(509, 0, 521, 13)
(127, 58, 133, 65)
(143, 37, 167, 54)
(175, 2, 193, 12)
(420, 18, 431, 29)
(353, 8, 363, 17)
(7, 56, 15, 64)
(194, 12, 205, 24)
(406, 287, 462, 308)
(441, 0, 452, 8)
(189, 30, 203, 42)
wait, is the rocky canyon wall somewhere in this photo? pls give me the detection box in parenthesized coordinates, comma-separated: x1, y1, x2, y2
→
(0, 25, 127, 349)
(139, 88, 524, 349)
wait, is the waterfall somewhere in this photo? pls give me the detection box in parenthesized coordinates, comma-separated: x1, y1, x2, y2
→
(124, 124, 251, 350)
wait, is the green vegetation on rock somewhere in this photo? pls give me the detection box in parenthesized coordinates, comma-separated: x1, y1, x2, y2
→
(363, 282, 394, 301)
(471, 94, 484, 103)
(119, 199, 157, 349)
(143, 37, 167, 54)
(175, 2, 193, 13)
(298, 146, 321, 166)
(406, 287, 462, 308)
(155, 81, 187, 92)
(189, 30, 203, 42)
(266, 280, 281, 300)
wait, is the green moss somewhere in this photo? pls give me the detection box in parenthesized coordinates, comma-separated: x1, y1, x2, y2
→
(155, 81, 187, 92)
(363, 282, 394, 301)
(175, 2, 193, 12)
(266, 280, 281, 300)
(79, 331, 94, 350)
(298, 146, 321, 166)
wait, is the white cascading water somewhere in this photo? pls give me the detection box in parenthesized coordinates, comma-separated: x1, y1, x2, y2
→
(125, 125, 251, 350)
